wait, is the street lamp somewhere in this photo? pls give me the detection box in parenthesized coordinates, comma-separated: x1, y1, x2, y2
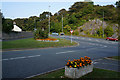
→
(48, 5, 51, 36)
(62, 14, 63, 33)
(103, 11, 104, 37)
(34, 18, 37, 31)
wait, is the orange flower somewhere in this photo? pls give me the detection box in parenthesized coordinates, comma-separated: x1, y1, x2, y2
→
(68, 60, 70, 62)
(80, 63, 82, 66)
(77, 59, 80, 61)
(74, 59, 77, 61)
(81, 57, 84, 60)
(77, 65, 79, 67)
(69, 66, 72, 68)
(85, 56, 87, 58)
(67, 62, 69, 65)
(82, 60, 84, 62)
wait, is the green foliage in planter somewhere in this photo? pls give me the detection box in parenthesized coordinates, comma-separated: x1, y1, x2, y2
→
(34, 28, 48, 39)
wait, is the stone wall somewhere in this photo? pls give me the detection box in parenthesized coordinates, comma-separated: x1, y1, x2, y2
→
(2, 31, 34, 40)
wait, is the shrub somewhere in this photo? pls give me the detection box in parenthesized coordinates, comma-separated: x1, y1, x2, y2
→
(97, 27, 103, 37)
(2, 18, 14, 33)
(34, 28, 48, 39)
(73, 31, 79, 35)
(104, 26, 114, 37)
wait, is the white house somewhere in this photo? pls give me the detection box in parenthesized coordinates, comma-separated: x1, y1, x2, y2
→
(12, 22, 22, 32)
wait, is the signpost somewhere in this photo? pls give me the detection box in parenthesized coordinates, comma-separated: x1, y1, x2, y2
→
(70, 30, 73, 43)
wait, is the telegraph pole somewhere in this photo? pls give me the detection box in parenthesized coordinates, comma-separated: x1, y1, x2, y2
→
(103, 11, 104, 37)
(49, 5, 51, 36)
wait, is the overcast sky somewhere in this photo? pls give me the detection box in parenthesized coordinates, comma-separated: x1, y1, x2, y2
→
(1, 0, 119, 19)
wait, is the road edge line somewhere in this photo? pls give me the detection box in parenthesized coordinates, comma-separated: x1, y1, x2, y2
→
(25, 67, 64, 79)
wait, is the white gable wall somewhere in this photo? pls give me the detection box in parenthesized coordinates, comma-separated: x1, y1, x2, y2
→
(12, 25, 22, 32)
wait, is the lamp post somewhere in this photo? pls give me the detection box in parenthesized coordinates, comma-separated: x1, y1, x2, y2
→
(103, 11, 104, 37)
(62, 14, 63, 33)
(48, 5, 51, 36)
(34, 18, 37, 31)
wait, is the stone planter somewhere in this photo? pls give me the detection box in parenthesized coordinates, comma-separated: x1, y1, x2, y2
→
(65, 62, 93, 78)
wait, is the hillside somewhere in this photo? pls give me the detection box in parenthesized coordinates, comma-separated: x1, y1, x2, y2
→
(2, 1, 119, 39)
(77, 19, 118, 38)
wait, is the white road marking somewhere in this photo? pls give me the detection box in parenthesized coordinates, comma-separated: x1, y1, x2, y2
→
(81, 38, 84, 40)
(0, 55, 41, 61)
(96, 40, 100, 42)
(101, 63, 119, 66)
(86, 47, 98, 51)
(89, 39, 91, 40)
(28, 55, 41, 58)
(56, 51, 77, 54)
(93, 62, 98, 64)
(104, 46, 107, 47)
(10, 57, 26, 60)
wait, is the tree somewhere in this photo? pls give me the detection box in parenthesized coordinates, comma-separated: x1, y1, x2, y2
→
(104, 26, 114, 37)
(69, 2, 94, 13)
(2, 18, 14, 33)
(58, 9, 67, 16)
(34, 28, 48, 39)
(97, 27, 103, 37)
(39, 12, 52, 20)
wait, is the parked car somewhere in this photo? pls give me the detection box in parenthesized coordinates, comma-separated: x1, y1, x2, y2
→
(60, 33, 64, 36)
(106, 37, 118, 41)
(52, 32, 59, 36)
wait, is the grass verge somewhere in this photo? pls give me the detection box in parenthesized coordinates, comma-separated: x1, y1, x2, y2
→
(107, 56, 120, 60)
(25, 68, 120, 79)
(2, 37, 78, 50)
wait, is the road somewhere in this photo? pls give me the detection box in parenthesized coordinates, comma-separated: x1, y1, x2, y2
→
(2, 35, 119, 79)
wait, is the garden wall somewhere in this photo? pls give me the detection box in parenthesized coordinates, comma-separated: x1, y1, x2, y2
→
(2, 31, 33, 40)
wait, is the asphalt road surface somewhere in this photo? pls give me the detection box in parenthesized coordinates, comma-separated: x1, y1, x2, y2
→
(2, 35, 119, 79)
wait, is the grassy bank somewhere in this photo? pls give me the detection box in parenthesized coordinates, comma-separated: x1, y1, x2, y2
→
(108, 56, 120, 60)
(2, 37, 78, 50)
(65, 34, 106, 39)
(25, 68, 120, 79)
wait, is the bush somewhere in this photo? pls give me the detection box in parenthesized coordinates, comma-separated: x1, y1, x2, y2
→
(73, 31, 79, 35)
(34, 28, 48, 39)
(97, 27, 103, 37)
(104, 26, 114, 37)
(2, 18, 14, 33)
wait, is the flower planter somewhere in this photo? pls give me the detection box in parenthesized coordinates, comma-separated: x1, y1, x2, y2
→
(36, 38, 59, 42)
(65, 62, 93, 78)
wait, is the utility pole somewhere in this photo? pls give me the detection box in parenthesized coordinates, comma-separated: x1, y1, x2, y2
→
(62, 14, 63, 33)
(103, 11, 104, 37)
(49, 5, 51, 36)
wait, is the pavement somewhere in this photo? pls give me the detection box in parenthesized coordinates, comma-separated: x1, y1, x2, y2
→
(1, 35, 119, 79)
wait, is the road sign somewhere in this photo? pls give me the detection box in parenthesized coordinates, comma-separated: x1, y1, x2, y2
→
(70, 30, 73, 34)
(70, 30, 73, 43)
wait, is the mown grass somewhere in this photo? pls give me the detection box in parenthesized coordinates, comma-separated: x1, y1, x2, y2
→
(25, 68, 120, 79)
(108, 56, 120, 60)
(2, 37, 77, 49)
